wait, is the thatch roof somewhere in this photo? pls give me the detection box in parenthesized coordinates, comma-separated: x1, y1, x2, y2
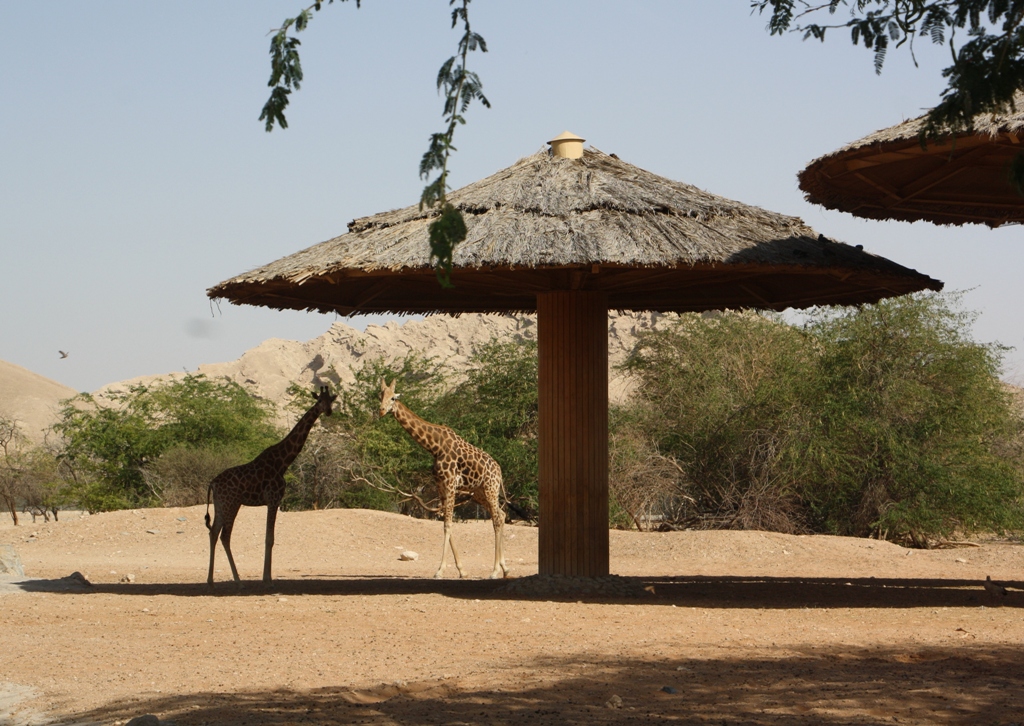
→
(800, 92, 1024, 227)
(209, 147, 941, 314)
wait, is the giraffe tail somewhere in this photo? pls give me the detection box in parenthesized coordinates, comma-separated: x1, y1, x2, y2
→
(204, 482, 213, 531)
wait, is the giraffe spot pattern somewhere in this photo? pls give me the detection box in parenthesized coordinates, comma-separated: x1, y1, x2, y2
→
(205, 387, 337, 585)
(379, 385, 507, 579)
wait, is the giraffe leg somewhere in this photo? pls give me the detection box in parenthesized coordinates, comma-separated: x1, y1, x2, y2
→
(219, 513, 243, 587)
(435, 482, 466, 579)
(262, 503, 279, 584)
(447, 518, 466, 578)
(488, 498, 508, 579)
(207, 515, 223, 587)
(435, 515, 455, 579)
(436, 520, 467, 579)
(208, 499, 242, 587)
(434, 479, 452, 578)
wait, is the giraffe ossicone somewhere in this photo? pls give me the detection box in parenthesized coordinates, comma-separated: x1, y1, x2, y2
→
(379, 378, 508, 580)
(205, 385, 337, 587)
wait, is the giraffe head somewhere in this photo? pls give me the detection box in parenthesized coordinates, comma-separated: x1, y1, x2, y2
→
(378, 378, 400, 418)
(311, 385, 337, 416)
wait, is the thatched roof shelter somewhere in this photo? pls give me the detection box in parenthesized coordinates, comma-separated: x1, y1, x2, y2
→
(210, 138, 942, 579)
(209, 147, 941, 313)
(800, 92, 1024, 227)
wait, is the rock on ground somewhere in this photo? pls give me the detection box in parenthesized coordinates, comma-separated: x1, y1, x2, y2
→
(0, 544, 24, 577)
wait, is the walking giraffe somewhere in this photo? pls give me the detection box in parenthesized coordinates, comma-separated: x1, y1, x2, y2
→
(205, 385, 336, 586)
(379, 378, 508, 579)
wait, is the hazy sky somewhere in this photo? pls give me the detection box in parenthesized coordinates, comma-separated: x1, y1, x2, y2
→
(4, 2, 1023, 393)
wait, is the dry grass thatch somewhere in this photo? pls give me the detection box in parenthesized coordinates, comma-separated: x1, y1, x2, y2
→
(209, 148, 941, 315)
(800, 92, 1024, 227)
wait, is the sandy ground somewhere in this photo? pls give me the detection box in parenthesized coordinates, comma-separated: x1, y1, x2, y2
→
(1, 506, 1023, 726)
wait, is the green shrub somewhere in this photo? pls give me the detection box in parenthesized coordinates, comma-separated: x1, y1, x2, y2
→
(804, 292, 1024, 540)
(0, 417, 70, 523)
(143, 445, 249, 507)
(53, 374, 279, 511)
(624, 310, 817, 533)
(291, 336, 539, 517)
(622, 294, 1024, 543)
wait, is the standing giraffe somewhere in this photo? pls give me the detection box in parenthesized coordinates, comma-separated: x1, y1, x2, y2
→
(379, 378, 508, 579)
(205, 385, 336, 586)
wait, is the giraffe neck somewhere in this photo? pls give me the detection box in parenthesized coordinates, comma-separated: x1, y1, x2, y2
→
(258, 403, 324, 473)
(392, 401, 451, 456)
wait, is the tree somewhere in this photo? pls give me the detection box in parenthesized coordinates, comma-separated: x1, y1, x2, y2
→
(607, 420, 686, 531)
(622, 294, 1024, 543)
(16, 446, 65, 523)
(261, 0, 489, 287)
(805, 291, 1024, 541)
(0, 417, 65, 524)
(53, 374, 279, 511)
(624, 311, 819, 533)
(288, 335, 540, 517)
(265, 2, 1024, 172)
(287, 352, 450, 513)
(754, 1, 1024, 137)
(285, 426, 357, 510)
(0, 415, 26, 524)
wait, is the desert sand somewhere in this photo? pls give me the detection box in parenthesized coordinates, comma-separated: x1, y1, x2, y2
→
(1, 506, 1022, 725)
(0, 360, 77, 445)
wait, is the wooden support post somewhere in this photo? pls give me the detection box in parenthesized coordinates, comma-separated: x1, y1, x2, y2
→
(537, 290, 609, 576)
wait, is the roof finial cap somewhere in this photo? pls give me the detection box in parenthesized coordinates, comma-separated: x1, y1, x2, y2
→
(548, 131, 586, 160)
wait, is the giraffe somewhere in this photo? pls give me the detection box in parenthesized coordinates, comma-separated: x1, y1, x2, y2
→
(379, 378, 508, 579)
(205, 385, 337, 586)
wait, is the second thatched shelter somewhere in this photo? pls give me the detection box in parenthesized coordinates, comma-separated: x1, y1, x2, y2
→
(210, 135, 941, 577)
(800, 92, 1024, 227)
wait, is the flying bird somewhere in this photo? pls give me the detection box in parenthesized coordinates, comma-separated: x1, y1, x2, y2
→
(58, 351, 69, 359)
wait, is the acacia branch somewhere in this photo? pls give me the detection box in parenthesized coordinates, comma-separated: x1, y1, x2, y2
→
(419, 0, 490, 287)
(259, 1, 488, 289)
(754, 1, 1024, 138)
(260, 0, 362, 132)
(353, 474, 443, 513)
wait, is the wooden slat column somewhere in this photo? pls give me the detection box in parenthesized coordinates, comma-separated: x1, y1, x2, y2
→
(537, 290, 609, 576)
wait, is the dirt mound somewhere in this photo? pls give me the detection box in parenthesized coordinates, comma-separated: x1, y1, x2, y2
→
(0, 359, 77, 444)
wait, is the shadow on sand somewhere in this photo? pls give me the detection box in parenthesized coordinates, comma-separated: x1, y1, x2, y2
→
(56, 645, 1023, 725)
(14, 573, 1022, 609)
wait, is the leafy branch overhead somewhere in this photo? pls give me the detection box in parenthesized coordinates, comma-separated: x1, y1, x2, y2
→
(754, 1, 1024, 136)
(420, 1, 490, 288)
(260, 0, 489, 288)
(260, 0, 358, 133)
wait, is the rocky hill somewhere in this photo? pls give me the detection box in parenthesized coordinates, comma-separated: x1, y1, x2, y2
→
(1, 313, 674, 438)
(10, 311, 1024, 441)
(94, 312, 673, 426)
